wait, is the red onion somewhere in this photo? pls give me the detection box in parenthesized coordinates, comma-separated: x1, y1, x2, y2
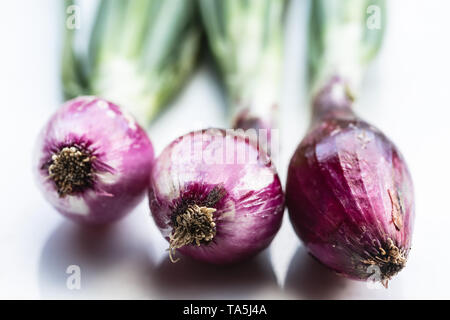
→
(148, 129, 284, 264)
(34, 96, 154, 225)
(286, 77, 415, 284)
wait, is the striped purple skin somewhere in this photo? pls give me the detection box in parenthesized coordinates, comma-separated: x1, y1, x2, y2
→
(286, 78, 415, 281)
(34, 96, 154, 225)
(149, 129, 285, 264)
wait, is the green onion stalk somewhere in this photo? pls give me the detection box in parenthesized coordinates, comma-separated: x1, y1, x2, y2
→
(62, 0, 201, 126)
(199, 0, 287, 154)
(308, 0, 386, 101)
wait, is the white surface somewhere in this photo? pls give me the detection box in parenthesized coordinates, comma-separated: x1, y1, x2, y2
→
(1, 0, 449, 299)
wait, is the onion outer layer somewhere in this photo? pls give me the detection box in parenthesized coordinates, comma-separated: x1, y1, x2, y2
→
(149, 129, 285, 264)
(34, 96, 154, 225)
(286, 78, 415, 283)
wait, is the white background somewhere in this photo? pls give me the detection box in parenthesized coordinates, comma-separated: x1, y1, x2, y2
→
(1, 0, 449, 299)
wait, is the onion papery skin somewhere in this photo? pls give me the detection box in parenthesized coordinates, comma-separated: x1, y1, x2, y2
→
(286, 78, 415, 282)
(148, 129, 285, 264)
(34, 96, 154, 225)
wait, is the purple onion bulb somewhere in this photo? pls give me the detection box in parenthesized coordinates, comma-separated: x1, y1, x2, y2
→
(34, 96, 154, 225)
(286, 77, 415, 284)
(148, 129, 285, 264)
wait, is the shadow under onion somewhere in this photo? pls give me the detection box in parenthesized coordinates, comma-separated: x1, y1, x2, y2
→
(38, 218, 156, 299)
(284, 246, 349, 299)
(149, 249, 280, 299)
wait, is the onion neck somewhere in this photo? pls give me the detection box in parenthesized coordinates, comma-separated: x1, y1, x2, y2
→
(311, 76, 356, 125)
(48, 145, 95, 197)
(168, 204, 217, 263)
